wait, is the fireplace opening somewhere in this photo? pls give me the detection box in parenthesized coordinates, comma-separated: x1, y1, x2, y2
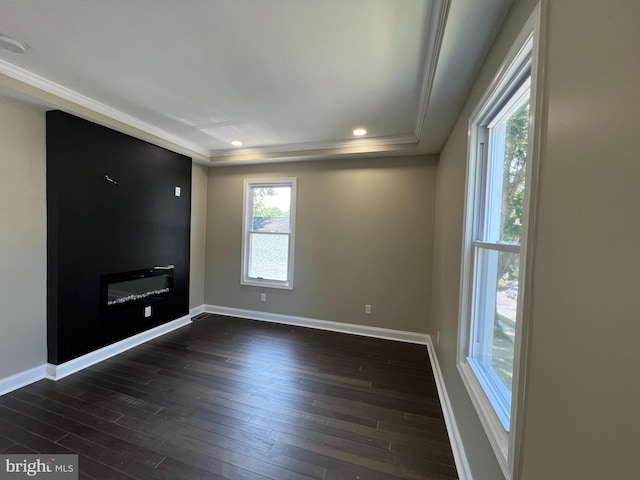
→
(100, 266, 174, 309)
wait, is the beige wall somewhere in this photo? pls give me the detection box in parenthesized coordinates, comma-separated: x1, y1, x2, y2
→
(433, 0, 640, 478)
(189, 162, 208, 309)
(204, 156, 436, 334)
(520, 1, 640, 478)
(0, 97, 47, 378)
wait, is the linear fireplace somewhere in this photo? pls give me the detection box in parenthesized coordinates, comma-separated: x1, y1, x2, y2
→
(100, 266, 174, 310)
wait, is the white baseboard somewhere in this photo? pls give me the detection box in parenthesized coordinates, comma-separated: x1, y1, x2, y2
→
(189, 304, 206, 317)
(0, 364, 47, 396)
(46, 314, 192, 381)
(425, 337, 473, 480)
(203, 304, 429, 345)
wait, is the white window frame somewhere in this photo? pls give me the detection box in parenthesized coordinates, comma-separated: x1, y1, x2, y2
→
(241, 178, 297, 290)
(457, 5, 544, 479)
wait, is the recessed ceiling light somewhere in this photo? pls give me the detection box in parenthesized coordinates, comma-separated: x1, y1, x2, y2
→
(230, 140, 243, 147)
(0, 34, 29, 54)
(353, 128, 367, 136)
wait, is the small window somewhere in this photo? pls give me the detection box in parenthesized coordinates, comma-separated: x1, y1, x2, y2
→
(241, 178, 296, 289)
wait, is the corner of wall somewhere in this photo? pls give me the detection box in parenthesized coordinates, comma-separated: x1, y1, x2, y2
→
(190, 162, 209, 309)
(0, 95, 47, 380)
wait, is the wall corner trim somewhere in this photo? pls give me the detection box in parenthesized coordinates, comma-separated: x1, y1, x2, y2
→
(425, 337, 474, 480)
(204, 304, 429, 345)
(0, 364, 47, 397)
(46, 315, 193, 381)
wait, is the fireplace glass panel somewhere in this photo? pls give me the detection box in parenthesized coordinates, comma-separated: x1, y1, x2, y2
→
(101, 267, 173, 309)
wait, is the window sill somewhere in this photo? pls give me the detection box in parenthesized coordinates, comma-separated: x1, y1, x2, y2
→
(241, 278, 293, 290)
(457, 360, 510, 478)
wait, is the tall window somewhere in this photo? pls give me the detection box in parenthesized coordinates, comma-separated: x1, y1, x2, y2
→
(458, 6, 541, 478)
(242, 178, 296, 289)
(469, 77, 529, 427)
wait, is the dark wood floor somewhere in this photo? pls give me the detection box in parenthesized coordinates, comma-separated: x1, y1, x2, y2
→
(0, 314, 458, 479)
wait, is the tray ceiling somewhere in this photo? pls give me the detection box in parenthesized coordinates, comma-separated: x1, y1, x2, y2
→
(0, 0, 512, 165)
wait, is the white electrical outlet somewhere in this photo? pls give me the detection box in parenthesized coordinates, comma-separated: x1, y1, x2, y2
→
(144, 306, 152, 318)
(261, 293, 266, 302)
(175, 186, 181, 197)
(365, 304, 372, 314)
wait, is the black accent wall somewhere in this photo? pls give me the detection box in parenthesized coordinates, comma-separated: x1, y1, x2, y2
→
(47, 111, 192, 364)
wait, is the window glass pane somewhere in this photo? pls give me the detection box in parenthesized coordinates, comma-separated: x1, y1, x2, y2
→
(472, 248, 519, 396)
(498, 100, 529, 243)
(248, 233, 289, 281)
(251, 186, 291, 233)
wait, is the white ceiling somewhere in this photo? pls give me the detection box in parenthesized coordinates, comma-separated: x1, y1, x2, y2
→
(0, 0, 512, 165)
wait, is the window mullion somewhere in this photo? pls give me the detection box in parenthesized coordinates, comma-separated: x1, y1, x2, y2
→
(473, 241, 521, 254)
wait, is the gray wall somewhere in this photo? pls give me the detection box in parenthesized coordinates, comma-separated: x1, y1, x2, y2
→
(189, 163, 208, 309)
(204, 156, 436, 334)
(432, 0, 640, 478)
(0, 97, 47, 378)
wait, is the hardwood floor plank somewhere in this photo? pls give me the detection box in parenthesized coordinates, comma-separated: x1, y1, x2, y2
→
(1, 443, 36, 454)
(269, 441, 407, 480)
(86, 364, 156, 386)
(0, 417, 136, 479)
(271, 430, 427, 480)
(13, 386, 124, 422)
(0, 394, 165, 468)
(0, 315, 458, 479)
(149, 455, 229, 480)
(115, 413, 323, 480)
(266, 423, 393, 463)
(0, 404, 68, 442)
(390, 451, 458, 479)
(306, 381, 441, 418)
(250, 412, 391, 450)
(0, 434, 15, 451)
(51, 377, 167, 416)
(75, 456, 139, 480)
(123, 400, 276, 450)
(377, 419, 451, 443)
(2, 394, 172, 460)
(56, 433, 167, 479)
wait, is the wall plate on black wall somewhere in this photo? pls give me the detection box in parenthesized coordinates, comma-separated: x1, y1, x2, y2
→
(46, 110, 192, 364)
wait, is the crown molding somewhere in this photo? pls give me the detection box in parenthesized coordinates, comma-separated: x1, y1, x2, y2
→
(208, 139, 423, 166)
(208, 134, 417, 159)
(415, 0, 451, 140)
(0, 59, 210, 157)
